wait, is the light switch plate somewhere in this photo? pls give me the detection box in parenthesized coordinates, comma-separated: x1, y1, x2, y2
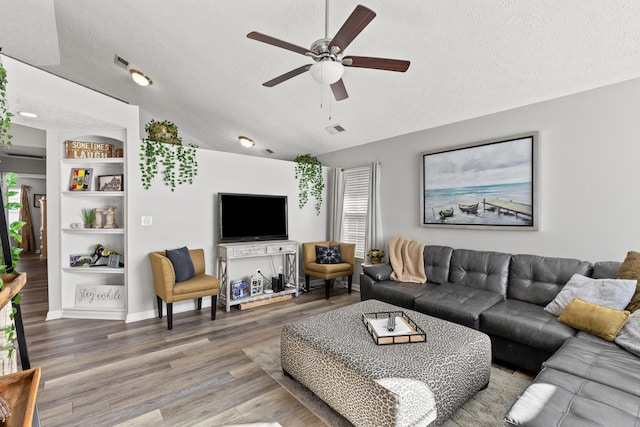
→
(141, 216, 152, 226)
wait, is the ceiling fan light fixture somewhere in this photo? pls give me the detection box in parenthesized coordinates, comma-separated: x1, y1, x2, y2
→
(310, 61, 344, 85)
(238, 136, 255, 148)
(130, 69, 152, 86)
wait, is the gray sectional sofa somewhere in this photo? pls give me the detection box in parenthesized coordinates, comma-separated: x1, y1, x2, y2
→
(360, 245, 640, 426)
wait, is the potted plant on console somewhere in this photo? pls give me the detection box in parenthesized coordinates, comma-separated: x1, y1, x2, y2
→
(139, 119, 198, 192)
(367, 249, 385, 264)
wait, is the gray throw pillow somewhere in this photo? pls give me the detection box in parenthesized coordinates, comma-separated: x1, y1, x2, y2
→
(544, 273, 637, 316)
(615, 310, 640, 357)
(166, 246, 195, 282)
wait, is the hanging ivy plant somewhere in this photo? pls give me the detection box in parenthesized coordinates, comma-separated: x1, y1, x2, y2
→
(139, 120, 198, 192)
(0, 172, 26, 362)
(294, 154, 324, 215)
(0, 56, 13, 150)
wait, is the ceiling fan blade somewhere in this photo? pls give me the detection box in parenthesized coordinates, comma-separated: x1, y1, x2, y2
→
(263, 65, 312, 87)
(247, 31, 313, 56)
(330, 79, 349, 101)
(329, 5, 376, 53)
(343, 56, 410, 72)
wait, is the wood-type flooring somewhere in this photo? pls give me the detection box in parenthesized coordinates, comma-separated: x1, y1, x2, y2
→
(17, 253, 358, 426)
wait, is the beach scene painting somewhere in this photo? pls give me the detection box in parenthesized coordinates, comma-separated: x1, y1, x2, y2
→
(421, 133, 537, 230)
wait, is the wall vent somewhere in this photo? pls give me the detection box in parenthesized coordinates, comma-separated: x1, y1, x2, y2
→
(113, 54, 129, 70)
(325, 124, 346, 135)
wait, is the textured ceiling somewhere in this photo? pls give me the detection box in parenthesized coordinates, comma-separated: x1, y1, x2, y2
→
(2, 1, 640, 160)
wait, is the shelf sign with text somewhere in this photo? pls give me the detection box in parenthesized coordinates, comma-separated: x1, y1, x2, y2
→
(75, 284, 124, 308)
(65, 140, 114, 158)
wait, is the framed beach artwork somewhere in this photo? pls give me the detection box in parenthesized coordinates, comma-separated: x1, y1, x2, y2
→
(420, 132, 538, 230)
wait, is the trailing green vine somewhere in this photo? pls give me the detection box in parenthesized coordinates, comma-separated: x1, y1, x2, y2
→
(294, 154, 324, 215)
(139, 120, 198, 191)
(0, 56, 13, 149)
(0, 172, 25, 362)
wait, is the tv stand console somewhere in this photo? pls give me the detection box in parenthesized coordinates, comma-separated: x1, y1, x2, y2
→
(217, 240, 299, 312)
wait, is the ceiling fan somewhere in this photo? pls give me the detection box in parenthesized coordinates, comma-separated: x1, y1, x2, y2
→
(247, 2, 410, 101)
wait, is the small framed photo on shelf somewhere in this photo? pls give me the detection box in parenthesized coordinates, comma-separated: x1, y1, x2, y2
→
(33, 194, 45, 208)
(97, 174, 124, 191)
(107, 254, 121, 268)
(69, 168, 93, 191)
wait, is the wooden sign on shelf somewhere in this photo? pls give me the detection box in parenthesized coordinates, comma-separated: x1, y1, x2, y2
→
(65, 140, 114, 158)
(75, 284, 124, 308)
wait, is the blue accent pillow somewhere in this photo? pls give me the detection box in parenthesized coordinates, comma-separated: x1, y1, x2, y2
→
(316, 245, 341, 264)
(166, 246, 195, 282)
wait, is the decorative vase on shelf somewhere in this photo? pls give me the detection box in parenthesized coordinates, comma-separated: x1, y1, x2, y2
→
(370, 257, 381, 264)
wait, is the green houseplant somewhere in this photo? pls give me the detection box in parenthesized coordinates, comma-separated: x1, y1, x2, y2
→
(294, 154, 324, 215)
(0, 56, 13, 149)
(0, 172, 26, 362)
(367, 249, 385, 264)
(140, 120, 198, 191)
(81, 208, 96, 228)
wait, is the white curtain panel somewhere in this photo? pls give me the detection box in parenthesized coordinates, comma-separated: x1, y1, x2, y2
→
(365, 162, 384, 254)
(329, 167, 345, 242)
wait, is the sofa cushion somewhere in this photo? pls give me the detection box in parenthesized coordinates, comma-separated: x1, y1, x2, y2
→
(615, 250, 640, 312)
(165, 246, 195, 282)
(423, 245, 454, 284)
(543, 336, 640, 397)
(362, 263, 393, 281)
(544, 273, 636, 316)
(507, 254, 592, 306)
(361, 281, 438, 310)
(448, 249, 511, 297)
(557, 298, 630, 341)
(592, 260, 622, 279)
(504, 367, 640, 427)
(480, 299, 576, 353)
(615, 310, 640, 357)
(414, 283, 503, 329)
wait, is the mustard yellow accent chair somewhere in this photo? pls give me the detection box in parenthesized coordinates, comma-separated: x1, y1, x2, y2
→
(302, 241, 356, 299)
(149, 248, 220, 330)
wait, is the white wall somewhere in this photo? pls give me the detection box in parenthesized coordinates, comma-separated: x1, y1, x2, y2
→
(126, 145, 329, 321)
(319, 78, 640, 263)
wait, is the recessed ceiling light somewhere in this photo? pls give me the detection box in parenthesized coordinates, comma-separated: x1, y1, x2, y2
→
(130, 69, 152, 86)
(18, 111, 38, 118)
(238, 136, 255, 148)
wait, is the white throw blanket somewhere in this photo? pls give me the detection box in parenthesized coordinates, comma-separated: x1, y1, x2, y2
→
(389, 236, 427, 283)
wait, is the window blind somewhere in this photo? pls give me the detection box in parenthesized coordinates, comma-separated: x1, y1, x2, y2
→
(342, 166, 370, 259)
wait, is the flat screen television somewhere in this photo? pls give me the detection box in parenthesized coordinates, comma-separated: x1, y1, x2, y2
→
(218, 193, 288, 243)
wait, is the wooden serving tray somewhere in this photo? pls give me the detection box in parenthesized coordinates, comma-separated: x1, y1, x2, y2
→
(0, 367, 41, 427)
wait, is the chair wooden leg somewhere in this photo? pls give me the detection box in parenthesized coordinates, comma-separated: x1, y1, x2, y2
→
(211, 295, 217, 320)
(197, 297, 202, 310)
(157, 296, 163, 318)
(305, 274, 310, 293)
(167, 303, 173, 330)
(348, 275, 353, 294)
(325, 279, 331, 300)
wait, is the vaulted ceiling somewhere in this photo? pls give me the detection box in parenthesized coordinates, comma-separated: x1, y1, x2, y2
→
(2, 1, 640, 160)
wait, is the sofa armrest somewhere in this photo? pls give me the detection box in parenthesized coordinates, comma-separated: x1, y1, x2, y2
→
(363, 263, 393, 282)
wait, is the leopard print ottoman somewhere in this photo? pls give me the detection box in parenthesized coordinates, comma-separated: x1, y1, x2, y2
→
(281, 299, 491, 427)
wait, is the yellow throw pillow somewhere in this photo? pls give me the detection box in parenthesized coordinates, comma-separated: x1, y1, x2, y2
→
(615, 251, 640, 312)
(557, 298, 630, 341)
